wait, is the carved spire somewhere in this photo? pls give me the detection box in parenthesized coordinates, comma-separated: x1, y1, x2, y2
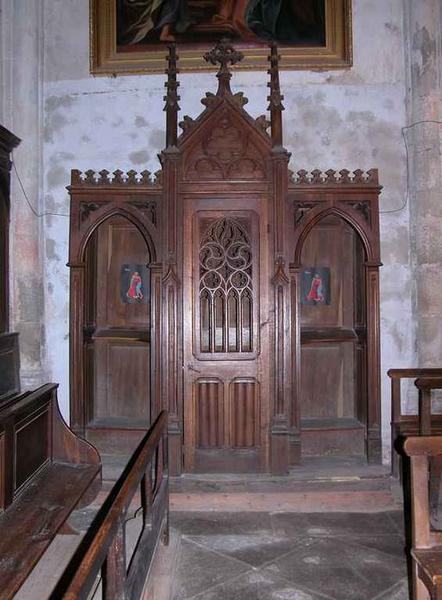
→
(204, 39, 244, 96)
(267, 44, 284, 148)
(164, 44, 180, 148)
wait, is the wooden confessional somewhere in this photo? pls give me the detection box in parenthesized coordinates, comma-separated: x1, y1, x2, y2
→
(68, 42, 382, 475)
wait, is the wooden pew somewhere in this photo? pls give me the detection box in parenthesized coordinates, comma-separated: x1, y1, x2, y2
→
(0, 331, 20, 402)
(404, 436, 442, 599)
(388, 368, 442, 476)
(0, 383, 101, 598)
(51, 410, 168, 600)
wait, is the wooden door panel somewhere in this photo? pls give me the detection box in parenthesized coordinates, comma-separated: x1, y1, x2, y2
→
(230, 378, 259, 448)
(93, 339, 150, 426)
(301, 342, 355, 420)
(183, 196, 269, 472)
(195, 378, 224, 448)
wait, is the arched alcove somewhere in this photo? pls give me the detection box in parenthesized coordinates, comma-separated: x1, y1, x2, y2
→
(68, 175, 162, 459)
(81, 214, 152, 454)
(289, 177, 382, 465)
(299, 214, 368, 458)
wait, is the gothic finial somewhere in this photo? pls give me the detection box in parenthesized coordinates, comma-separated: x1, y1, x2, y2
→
(164, 44, 180, 148)
(203, 39, 244, 96)
(267, 44, 284, 148)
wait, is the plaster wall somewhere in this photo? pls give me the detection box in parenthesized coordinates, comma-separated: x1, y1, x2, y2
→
(0, 0, 46, 388)
(6, 0, 416, 462)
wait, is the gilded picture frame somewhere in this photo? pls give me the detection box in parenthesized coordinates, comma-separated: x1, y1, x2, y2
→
(90, 0, 352, 75)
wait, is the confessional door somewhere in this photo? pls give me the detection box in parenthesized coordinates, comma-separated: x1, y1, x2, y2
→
(83, 215, 152, 454)
(183, 195, 271, 473)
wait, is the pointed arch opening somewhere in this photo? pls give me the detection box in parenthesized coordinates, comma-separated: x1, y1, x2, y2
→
(297, 212, 370, 460)
(81, 213, 154, 454)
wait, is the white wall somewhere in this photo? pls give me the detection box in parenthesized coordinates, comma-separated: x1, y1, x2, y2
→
(3, 0, 415, 462)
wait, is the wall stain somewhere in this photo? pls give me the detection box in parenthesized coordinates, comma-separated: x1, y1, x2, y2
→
(47, 164, 68, 189)
(46, 238, 61, 261)
(135, 116, 149, 127)
(129, 149, 149, 165)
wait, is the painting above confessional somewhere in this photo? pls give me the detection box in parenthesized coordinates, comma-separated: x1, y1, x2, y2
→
(91, 0, 352, 73)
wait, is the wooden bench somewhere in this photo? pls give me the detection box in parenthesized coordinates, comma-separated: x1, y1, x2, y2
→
(0, 383, 101, 598)
(404, 436, 442, 599)
(388, 368, 442, 476)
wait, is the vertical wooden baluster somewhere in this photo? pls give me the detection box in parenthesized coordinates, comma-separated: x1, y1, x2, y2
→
(419, 388, 431, 435)
(141, 465, 154, 529)
(162, 432, 170, 546)
(157, 436, 164, 488)
(391, 377, 401, 477)
(103, 519, 126, 599)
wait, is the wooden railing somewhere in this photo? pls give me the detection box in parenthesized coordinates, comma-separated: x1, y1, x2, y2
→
(51, 411, 169, 600)
(388, 369, 442, 476)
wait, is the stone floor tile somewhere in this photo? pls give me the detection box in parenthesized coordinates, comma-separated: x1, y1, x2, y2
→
(171, 511, 273, 536)
(263, 536, 407, 600)
(186, 532, 300, 567)
(271, 511, 399, 539)
(336, 533, 407, 559)
(385, 510, 406, 536)
(371, 579, 410, 599)
(191, 570, 327, 600)
(172, 537, 250, 600)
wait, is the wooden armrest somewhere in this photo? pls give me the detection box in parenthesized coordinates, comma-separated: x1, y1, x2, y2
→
(388, 368, 442, 379)
(404, 436, 442, 457)
(416, 378, 442, 390)
(0, 462, 100, 598)
(412, 549, 442, 588)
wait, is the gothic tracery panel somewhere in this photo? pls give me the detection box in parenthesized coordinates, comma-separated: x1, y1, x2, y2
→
(196, 214, 257, 358)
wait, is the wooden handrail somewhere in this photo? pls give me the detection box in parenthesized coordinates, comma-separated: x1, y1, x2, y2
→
(415, 378, 442, 390)
(387, 368, 442, 379)
(404, 435, 442, 456)
(51, 410, 168, 600)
